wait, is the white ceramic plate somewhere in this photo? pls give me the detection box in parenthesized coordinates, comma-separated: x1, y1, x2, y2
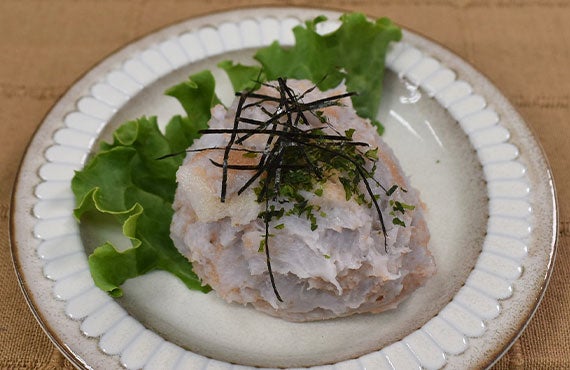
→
(11, 7, 557, 370)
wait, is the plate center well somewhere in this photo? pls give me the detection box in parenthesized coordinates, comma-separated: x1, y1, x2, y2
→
(80, 54, 487, 367)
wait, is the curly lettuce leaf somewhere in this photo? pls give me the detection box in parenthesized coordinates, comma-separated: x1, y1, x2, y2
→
(165, 70, 221, 153)
(221, 13, 402, 133)
(217, 60, 265, 92)
(72, 14, 401, 298)
(72, 71, 218, 297)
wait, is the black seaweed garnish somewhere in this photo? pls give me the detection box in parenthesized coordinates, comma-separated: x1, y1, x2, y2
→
(175, 78, 413, 302)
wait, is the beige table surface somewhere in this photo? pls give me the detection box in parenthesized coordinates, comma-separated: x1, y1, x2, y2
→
(1, 1, 568, 368)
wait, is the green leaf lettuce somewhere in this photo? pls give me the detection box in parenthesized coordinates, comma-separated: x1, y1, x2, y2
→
(71, 14, 401, 297)
(220, 13, 402, 133)
(72, 71, 218, 297)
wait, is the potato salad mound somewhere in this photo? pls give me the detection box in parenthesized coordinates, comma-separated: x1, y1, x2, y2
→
(170, 79, 435, 322)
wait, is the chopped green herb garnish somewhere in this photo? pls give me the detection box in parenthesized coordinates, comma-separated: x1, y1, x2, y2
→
(390, 200, 416, 213)
(243, 151, 258, 158)
(386, 184, 399, 196)
(392, 217, 406, 227)
(258, 238, 266, 252)
(365, 148, 379, 160)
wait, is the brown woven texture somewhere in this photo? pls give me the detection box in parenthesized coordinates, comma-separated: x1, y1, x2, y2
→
(1, 0, 568, 368)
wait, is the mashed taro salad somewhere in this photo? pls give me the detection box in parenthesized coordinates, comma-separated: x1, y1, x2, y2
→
(72, 13, 436, 321)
